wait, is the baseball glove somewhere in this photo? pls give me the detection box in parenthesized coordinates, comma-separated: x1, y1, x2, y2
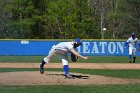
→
(138, 47, 140, 52)
(71, 53, 78, 62)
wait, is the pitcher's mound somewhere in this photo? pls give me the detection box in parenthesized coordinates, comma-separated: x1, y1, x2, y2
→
(0, 71, 140, 85)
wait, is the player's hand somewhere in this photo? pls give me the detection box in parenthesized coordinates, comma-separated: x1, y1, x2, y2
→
(124, 46, 126, 48)
(83, 56, 88, 60)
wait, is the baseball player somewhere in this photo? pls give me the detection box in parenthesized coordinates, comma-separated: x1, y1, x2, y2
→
(40, 38, 88, 78)
(125, 32, 140, 63)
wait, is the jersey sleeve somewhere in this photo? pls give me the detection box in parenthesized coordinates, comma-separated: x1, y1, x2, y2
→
(126, 38, 130, 43)
(125, 38, 130, 46)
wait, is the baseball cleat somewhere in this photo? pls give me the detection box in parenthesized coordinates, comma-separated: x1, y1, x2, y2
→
(40, 64, 44, 74)
(65, 74, 74, 79)
(129, 61, 132, 63)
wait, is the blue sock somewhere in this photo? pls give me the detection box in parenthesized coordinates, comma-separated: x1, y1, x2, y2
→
(129, 55, 132, 60)
(40, 60, 46, 68)
(63, 65, 69, 76)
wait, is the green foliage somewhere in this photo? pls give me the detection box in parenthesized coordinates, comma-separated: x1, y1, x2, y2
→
(0, 0, 140, 39)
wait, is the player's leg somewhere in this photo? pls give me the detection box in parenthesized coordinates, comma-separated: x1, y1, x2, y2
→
(132, 48, 136, 63)
(129, 47, 133, 63)
(40, 45, 56, 74)
(61, 53, 73, 78)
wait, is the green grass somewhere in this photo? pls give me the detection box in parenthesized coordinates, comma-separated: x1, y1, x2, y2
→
(0, 84, 140, 93)
(0, 56, 139, 63)
(0, 56, 44, 63)
(1, 68, 140, 79)
(0, 56, 140, 93)
(71, 69, 140, 79)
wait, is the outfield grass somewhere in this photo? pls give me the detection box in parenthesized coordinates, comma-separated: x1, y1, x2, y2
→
(0, 84, 140, 93)
(0, 56, 139, 63)
(0, 56, 44, 63)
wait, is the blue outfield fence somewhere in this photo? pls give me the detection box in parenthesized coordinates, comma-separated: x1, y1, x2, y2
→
(0, 40, 140, 56)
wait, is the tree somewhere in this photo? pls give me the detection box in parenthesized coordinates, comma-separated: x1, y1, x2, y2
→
(1, 0, 140, 39)
(126, 0, 140, 36)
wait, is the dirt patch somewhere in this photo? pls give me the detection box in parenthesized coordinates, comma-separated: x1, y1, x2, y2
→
(1, 63, 140, 69)
(0, 63, 140, 85)
(0, 71, 140, 85)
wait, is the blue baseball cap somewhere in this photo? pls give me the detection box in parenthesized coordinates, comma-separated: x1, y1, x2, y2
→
(131, 32, 135, 39)
(132, 32, 135, 36)
(75, 38, 82, 46)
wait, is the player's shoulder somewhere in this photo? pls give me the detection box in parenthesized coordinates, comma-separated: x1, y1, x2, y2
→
(128, 37, 132, 40)
(135, 37, 138, 40)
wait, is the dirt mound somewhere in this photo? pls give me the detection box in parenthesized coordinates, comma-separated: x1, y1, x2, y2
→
(0, 71, 140, 85)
